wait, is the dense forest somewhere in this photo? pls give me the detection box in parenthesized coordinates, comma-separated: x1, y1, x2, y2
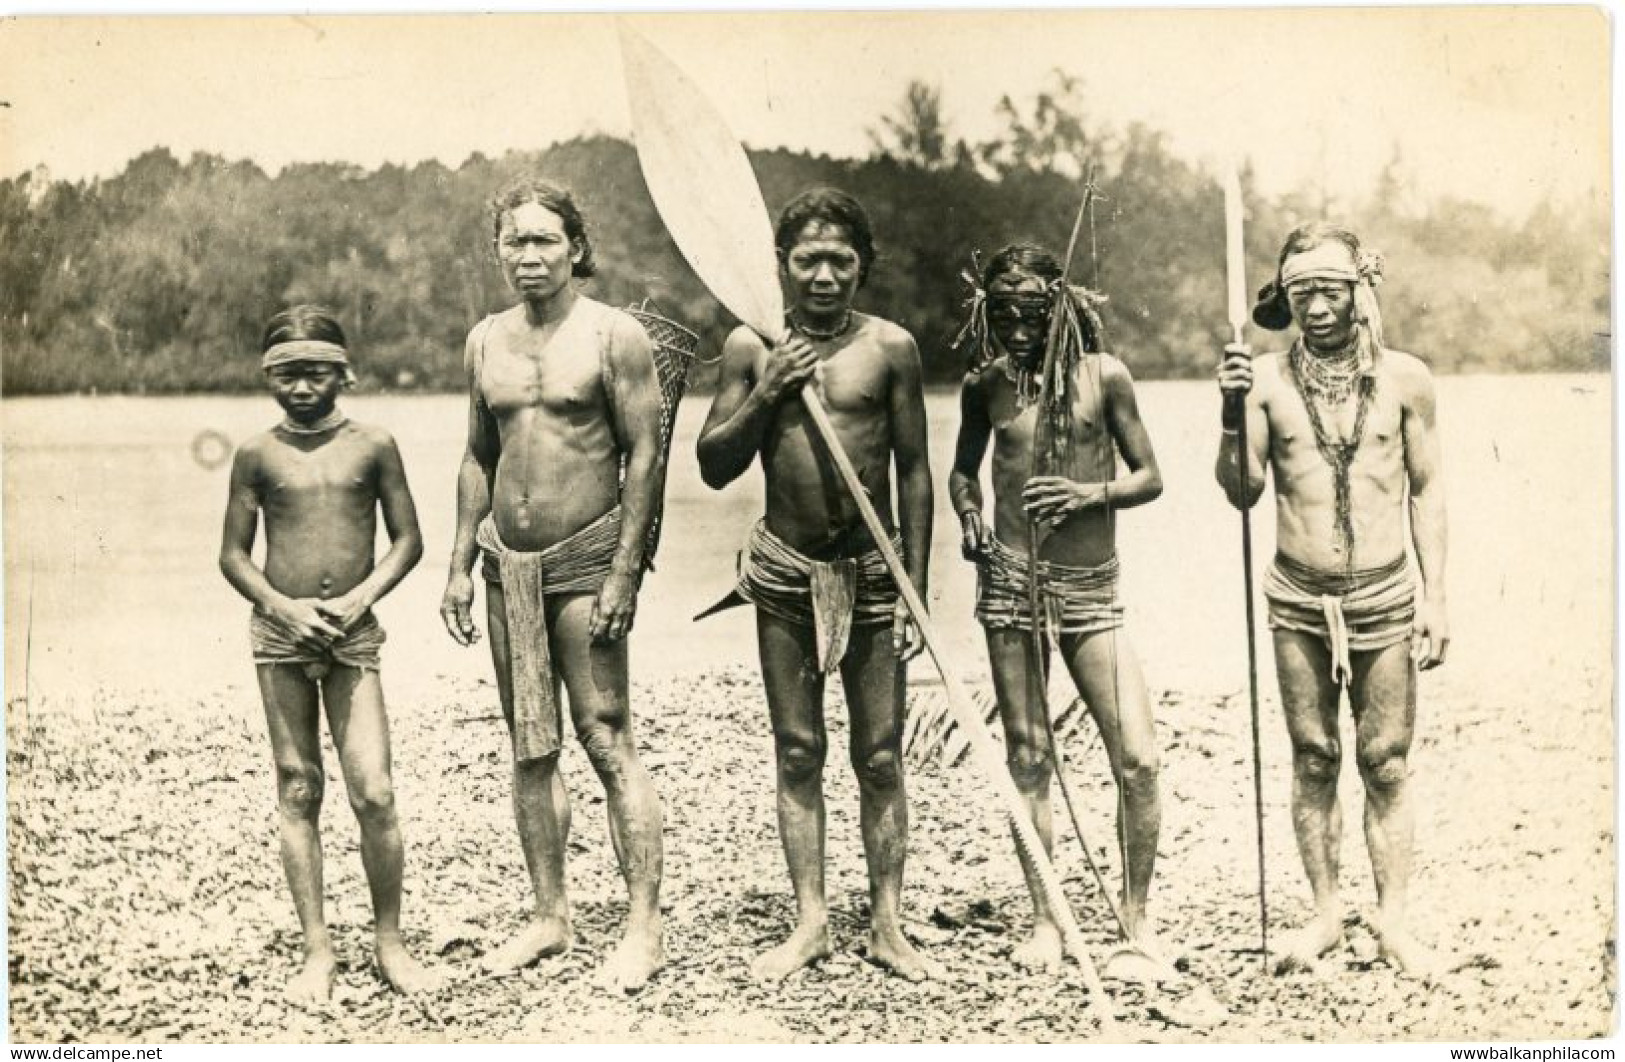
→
(0, 77, 1609, 394)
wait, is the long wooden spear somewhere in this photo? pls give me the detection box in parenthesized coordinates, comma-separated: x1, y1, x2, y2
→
(619, 25, 1117, 1022)
(1022, 176, 1142, 945)
(1223, 163, 1269, 972)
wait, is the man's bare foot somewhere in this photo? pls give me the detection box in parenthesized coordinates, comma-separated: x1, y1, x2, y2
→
(377, 938, 446, 994)
(1011, 922, 1065, 973)
(479, 917, 572, 975)
(866, 924, 944, 982)
(1273, 912, 1344, 974)
(285, 950, 337, 1005)
(750, 921, 832, 982)
(1101, 932, 1177, 984)
(597, 922, 665, 994)
(1372, 917, 1441, 982)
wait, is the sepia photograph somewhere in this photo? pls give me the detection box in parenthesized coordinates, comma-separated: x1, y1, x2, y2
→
(0, 6, 1612, 1045)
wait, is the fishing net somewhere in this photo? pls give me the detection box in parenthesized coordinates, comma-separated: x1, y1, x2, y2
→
(909, 275, 1112, 764)
(626, 302, 701, 567)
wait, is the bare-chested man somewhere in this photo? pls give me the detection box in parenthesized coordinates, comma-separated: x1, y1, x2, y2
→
(1216, 224, 1448, 978)
(220, 305, 442, 1001)
(441, 178, 667, 992)
(696, 187, 938, 982)
(949, 244, 1166, 974)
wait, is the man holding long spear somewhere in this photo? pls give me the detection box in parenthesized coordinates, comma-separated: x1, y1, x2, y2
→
(696, 186, 938, 982)
(1216, 223, 1449, 978)
(949, 242, 1167, 972)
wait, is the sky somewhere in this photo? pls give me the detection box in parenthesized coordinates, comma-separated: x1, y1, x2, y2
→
(0, 6, 1610, 219)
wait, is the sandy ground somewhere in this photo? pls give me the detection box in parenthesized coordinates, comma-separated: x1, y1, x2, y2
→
(4, 380, 1614, 1041)
(6, 656, 1612, 1043)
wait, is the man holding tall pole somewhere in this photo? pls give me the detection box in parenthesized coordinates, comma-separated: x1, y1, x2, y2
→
(1215, 224, 1449, 978)
(948, 242, 1167, 973)
(696, 187, 939, 983)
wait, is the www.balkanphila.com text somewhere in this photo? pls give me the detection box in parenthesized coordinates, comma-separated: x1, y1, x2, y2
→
(1451, 1050, 1613, 1060)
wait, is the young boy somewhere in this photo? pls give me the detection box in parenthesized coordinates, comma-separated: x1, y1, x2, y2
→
(219, 306, 442, 1001)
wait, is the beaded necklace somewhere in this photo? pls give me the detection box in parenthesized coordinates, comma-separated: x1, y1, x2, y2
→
(1293, 336, 1366, 406)
(789, 310, 852, 341)
(1288, 334, 1375, 582)
(1001, 353, 1043, 411)
(278, 409, 348, 435)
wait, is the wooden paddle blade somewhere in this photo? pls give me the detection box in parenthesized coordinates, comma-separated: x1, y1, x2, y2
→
(619, 27, 1118, 1018)
(618, 24, 785, 339)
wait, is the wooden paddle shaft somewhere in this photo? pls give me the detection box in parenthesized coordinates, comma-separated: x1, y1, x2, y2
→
(799, 389, 1116, 1018)
(618, 28, 1115, 1014)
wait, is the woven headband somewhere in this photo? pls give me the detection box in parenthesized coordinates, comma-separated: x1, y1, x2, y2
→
(262, 340, 350, 371)
(1280, 243, 1359, 286)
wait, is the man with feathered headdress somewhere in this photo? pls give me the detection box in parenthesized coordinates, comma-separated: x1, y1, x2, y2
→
(949, 243, 1169, 973)
(1216, 223, 1449, 978)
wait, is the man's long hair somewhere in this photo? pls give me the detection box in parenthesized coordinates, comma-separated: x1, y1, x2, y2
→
(489, 176, 597, 279)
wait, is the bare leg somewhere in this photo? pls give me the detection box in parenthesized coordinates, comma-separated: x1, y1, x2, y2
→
(549, 594, 665, 993)
(1350, 642, 1436, 979)
(481, 583, 573, 973)
(984, 627, 1063, 972)
(842, 624, 940, 982)
(750, 612, 833, 982)
(256, 664, 337, 1003)
(1060, 628, 1162, 950)
(1273, 630, 1347, 972)
(323, 666, 444, 993)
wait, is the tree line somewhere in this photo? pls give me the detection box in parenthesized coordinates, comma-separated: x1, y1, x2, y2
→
(1, 76, 1608, 395)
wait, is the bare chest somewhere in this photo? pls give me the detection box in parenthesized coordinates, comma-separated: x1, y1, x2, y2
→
(260, 440, 375, 510)
(765, 341, 891, 435)
(479, 323, 606, 420)
(990, 379, 1110, 474)
(1269, 379, 1404, 471)
(819, 343, 891, 414)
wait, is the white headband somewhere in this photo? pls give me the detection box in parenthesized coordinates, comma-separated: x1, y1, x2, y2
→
(1280, 243, 1359, 286)
(262, 340, 355, 384)
(1280, 242, 1388, 349)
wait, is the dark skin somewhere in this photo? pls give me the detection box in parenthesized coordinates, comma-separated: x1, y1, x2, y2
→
(950, 274, 1164, 563)
(219, 360, 440, 1001)
(1215, 252, 1449, 978)
(696, 219, 937, 982)
(948, 268, 1165, 972)
(440, 201, 667, 992)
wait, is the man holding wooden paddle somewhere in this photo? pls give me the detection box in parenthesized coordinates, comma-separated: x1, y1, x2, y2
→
(1216, 223, 1448, 979)
(697, 187, 940, 982)
(948, 243, 1168, 974)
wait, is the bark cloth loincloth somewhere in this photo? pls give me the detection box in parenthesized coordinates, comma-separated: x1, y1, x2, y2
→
(477, 507, 621, 761)
(1263, 552, 1415, 687)
(974, 534, 1124, 636)
(250, 609, 385, 680)
(698, 520, 901, 674)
